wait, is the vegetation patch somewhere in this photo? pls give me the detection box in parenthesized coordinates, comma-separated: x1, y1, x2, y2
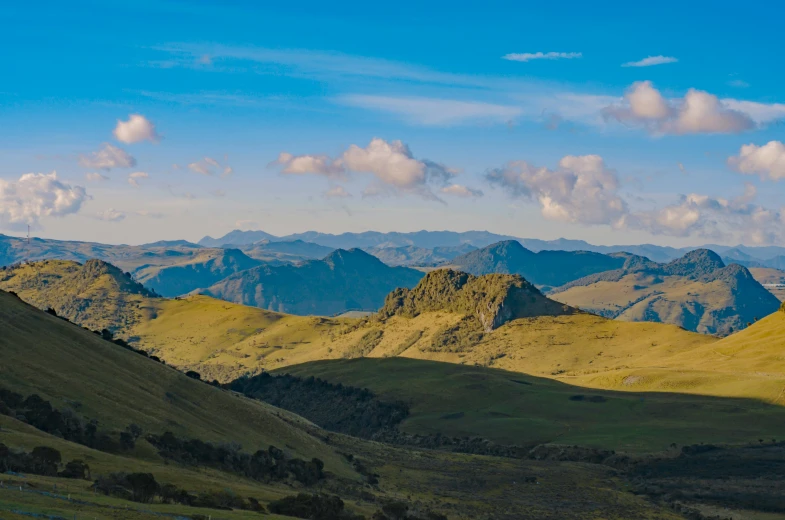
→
(228, 372, 409, 438)
(425, 316, 485, 353)
(344, 329, 384, 358)
(388, 330, 423, 357)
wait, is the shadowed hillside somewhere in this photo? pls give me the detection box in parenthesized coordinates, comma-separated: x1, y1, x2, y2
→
(551, 249, 780, 335)
(134, 248, 262, 296)
(201, 248, 424, 316)
(447, 240, 625, 289)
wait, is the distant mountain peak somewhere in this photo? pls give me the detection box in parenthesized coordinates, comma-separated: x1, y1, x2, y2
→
(665, 248, 725, 278)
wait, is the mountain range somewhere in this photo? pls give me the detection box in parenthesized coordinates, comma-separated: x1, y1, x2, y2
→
(550, 249, 780, 335)
(200, 248, 425, 315)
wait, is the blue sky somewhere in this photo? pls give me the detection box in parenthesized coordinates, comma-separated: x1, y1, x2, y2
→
(1, 0, 784, 246)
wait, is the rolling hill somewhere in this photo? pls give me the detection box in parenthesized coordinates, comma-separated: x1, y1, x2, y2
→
(0, 288, 692, 520)
(134, 247, 262, 297)
(550, 249, 780, 335)
(446, 240, 626, 289)
(0, 259, 157, 334)
(200, 248, 425, 315)
(241, 239, 336, 260)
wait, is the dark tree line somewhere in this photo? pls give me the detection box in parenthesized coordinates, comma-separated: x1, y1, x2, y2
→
(146, 431, 325, 486)
(228, 372, 409, 439)
(0, 443, 90, 480)
(0, 387, 140, 454)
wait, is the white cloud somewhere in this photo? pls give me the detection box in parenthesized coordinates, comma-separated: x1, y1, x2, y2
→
(440, 184, 483, 198)
(96, 208, 126, 222)
(622, 55, 678, 67)
(128, 171, 149, 187)
(274, 152, 345, 178)
(85, 172, 109, 182)
(0, 172, 88, 228)
(113, 114, 160, 144)
(728, 79, 750, 88)
(721, 99, 785, 125)
(235, 219, 259, 230)
(78, 144, 136, 170)
(324, 186, 352, 199)
(502, 52, 582, 62)
(603, 81, 755, 134)
(728, 141, 785, 181)
(486, 155, 627, 226)
(337, 95, 523, 126)
(275, 138, 457, 200)
(211, 189, 226, 197)
(188, 156, 232, 176)
(623, 185, 785, 244)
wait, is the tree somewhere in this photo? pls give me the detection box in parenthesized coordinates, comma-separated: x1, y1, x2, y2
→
(31, 446, 61, 476)
(126, 472, 160, 503)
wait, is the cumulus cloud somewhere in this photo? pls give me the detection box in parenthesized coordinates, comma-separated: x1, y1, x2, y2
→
(128, 171, 149, 187)
(113, 114, 160, 144)
(728, 141, 785, 181)
(622, 55, 678, 67)
(440, 184, 483, 198)
(502, 52, 582, 62)
(486, 155, 627, 225)
(275, 138, 458, 200)
(324, 186, 352, 199)
(78, 144, 136, 170)
(486, 151, 785, 244)
(603, 81, 755, 134)
(0, 172, 88, 228)
(274, 152, 345, 178)
(623, 185, 785, 244)
(188, 156, 233, 176)
(96, 208, 126, 222)
(85, 172, 109, 182)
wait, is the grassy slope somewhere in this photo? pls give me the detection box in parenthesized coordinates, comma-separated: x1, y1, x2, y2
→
(278, 357, 785, 453)
(0, 290, 681, 520)
(0, 290, 347, 474)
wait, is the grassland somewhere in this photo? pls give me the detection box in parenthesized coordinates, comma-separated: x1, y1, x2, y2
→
(278, 357, 785, 453)
(1, 289, 689, 519)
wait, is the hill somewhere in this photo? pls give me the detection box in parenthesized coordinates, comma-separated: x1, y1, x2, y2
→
(0, 290, 691, 520)
(366, 244, 476, 266)
(134, 248, 262, 297)
(550, 249, 780, 335)
(447, 240, 625, 289)
(0, 259, 157, 334)
(201, 248, 425, 316)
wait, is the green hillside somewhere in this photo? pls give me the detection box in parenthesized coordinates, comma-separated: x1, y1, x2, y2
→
(0, 289, 688, 520)
(0, 259, 156, 334)
(201, 248, 425, 315)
